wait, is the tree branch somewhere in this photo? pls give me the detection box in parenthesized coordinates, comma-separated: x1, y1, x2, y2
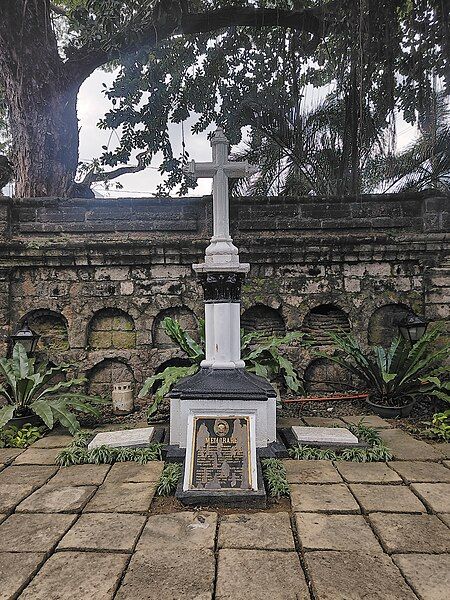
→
(80, 152, 148, 185)
(65, 4, 331, 83)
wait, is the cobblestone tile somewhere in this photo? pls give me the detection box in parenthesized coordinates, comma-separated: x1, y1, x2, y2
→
(291, 484, 360, 513)
(13, 448, 61, 465)
(218, 512, 294, 550)
(0, 484, 35, 512)
(0, 551, 46, 600)
(283, 460, 342, 484)
(20, 551, 129, 600)
(0, 513, 77, 552)
(0, 448, 23, 464)
(216, 549, 309, 600)
(136, 511, 217, 551)
(350, 484, 426, 513)
(0, 465, 58, 486)
(58, 512, 146, 552)
(411, 483, 450, 513)
(16, 484, 97, 513)
(306, 551, 417, 600)
(335, 462, 402, 484)
(432, 442, 450, 459)
(369, 513, 450, 553)
(340, 415, 392, 428)
(104, 461, 163, 484)
(50, 464, 111, 486)
(438, 513, 450, 527)
(115, 549, 215, 600)
(85, 482, 156, 513)
(31, 435, 73, 448)
(393, 553, 450, 600)
(388, 461, 450, 483)
(295, 513, 382, 552)
(378, 429, 443, 461)
(444, 460, 450, 469)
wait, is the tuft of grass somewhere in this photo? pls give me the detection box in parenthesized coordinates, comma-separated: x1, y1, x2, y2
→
(261, 458, 290, 498)
(156, 463, 183, 496)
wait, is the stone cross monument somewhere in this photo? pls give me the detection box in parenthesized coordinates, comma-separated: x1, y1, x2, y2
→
(169, 128, 278, 506)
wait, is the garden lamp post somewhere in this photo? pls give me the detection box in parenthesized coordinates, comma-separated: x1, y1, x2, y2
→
(398, 313, 429, 345)
(10, 320, 40, 355)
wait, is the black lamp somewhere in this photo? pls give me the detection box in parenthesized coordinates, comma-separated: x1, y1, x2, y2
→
(10, 320, 40, 355)
(398, 313, 429, 345)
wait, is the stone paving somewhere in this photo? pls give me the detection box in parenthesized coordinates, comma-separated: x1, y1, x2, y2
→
(0, 418, 449, 599)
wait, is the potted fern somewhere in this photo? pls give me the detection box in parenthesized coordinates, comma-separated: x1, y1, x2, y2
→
(319, 326, 450, 418)
(0, 343, 108, 434)
(140, 317, 308, 421)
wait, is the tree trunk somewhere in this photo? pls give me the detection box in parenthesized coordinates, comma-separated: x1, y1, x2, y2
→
(0, 0, 80, 197)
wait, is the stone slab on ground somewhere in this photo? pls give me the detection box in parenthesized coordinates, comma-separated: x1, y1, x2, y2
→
(0, 513, 77, 552)
(305, 551, 417, 600)
(389, 461, 450, 483)
(302, 417, 346, 427)
(13, 448, 62, 465)
(0, 484, 35, 512)
(16, 484, 97, 513)
(393, 553, 450, 600)
(115, 549, 215, 600)
(84, 482, 156, 513)
(295, 513, 382, 552)
(379, 429, 443, 461)
(292, 426, 358, 445)
(349, 484, 426, 513)
(438, 514, 450, 528)
(411, 483, 450, 513)
(340, 415, 392, 428)
(104, 461, 163, 484)
(20, 551, 129, 600)
(58, 512, 146, 552)
(0, 552, 46, 600)
(88, 427, 155, 450)
(136, 511, 217, 552)
(31, 435, 73, 448)
(432, 442, 450, 459)
(283, 460, 342, 484)
(0, 448, 23, 464)
(218, 512, 294, 550)
(50, 464, 111, 486)
(444, 460, 450, 469)
(336, 462, 402, 484)
(291, 484, 360, 514)
(0, 465, 58, 486)
(216, 549, 309, 600)
(369, 513, 450, 554)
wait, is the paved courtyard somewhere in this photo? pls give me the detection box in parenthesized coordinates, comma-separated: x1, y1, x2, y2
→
(0, 417, 449, 599)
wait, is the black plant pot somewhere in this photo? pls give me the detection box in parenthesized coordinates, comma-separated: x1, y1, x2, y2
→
(365, 397, 416, 419)
(8, 411, 43, 429)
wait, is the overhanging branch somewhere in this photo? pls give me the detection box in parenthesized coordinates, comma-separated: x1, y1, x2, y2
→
(80, 152, 148, 186)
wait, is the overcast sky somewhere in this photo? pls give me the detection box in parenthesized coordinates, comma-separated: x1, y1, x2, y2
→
(78, 68, 418, 199)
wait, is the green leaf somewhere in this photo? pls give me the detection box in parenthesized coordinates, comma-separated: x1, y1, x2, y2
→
(0, 405, 15, 429)
(12, 343, 31, 380)
(30, 400, 54, 429)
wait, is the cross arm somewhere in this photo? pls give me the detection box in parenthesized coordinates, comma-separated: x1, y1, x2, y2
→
(223, 162, 259, 179)
(184, 160, 217, 179)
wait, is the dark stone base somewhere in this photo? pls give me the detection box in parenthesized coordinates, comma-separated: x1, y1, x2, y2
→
(175, 458, 267, 509)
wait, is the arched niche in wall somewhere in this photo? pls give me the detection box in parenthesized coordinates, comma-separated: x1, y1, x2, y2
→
(152, 307, 199, 349)
(304, 357, 353, 394)
(368, 303, 411, 347)
(241, 305, 286, 337)
(87, 358, 134, 400)
(303, 304, 350, 345)
(19, 309, 69, 353)
(88, 308, 136, 350)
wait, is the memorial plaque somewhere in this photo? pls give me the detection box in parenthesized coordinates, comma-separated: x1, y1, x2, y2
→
(186, 416, 253, 491)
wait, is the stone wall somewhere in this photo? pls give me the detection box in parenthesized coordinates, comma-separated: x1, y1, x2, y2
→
(0, 190, 448, 396)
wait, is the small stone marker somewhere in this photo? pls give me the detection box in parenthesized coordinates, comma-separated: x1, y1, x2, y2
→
(292, 426, 358, 446)
(87, 427, 154, 450)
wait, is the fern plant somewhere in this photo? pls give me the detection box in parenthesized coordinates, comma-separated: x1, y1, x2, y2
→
(140, 317, 307, 419)
(318, 326, 449, 406)
(0, 343, 108, 434)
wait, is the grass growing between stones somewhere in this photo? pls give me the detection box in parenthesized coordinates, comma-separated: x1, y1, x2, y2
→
(156, 463, 183, 496)
(262, 459, 290, 498)
(55, 431, 163, 466)
(289, 422, 392, 462)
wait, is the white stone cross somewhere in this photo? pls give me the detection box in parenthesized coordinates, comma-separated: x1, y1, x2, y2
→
(185, 128, 257, 268)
